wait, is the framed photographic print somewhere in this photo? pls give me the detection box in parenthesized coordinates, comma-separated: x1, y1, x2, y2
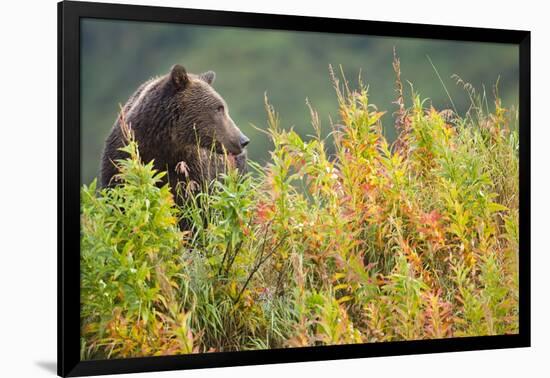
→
(58, 0, 531, 376)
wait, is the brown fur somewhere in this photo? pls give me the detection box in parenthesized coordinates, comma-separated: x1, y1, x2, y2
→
(100, 64, 249, 204)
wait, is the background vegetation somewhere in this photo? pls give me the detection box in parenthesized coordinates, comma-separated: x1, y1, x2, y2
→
(80, 19, 518, 185)
(80, 59, 519, 358)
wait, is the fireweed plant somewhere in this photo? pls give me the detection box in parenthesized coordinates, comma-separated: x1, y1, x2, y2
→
(80, 59, 519, 359)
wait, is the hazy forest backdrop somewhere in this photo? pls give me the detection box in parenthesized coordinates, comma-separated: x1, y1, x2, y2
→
(81, 19, 519, 184)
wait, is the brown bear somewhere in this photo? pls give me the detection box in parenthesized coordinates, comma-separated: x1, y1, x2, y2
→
(100, 64, 249, 204)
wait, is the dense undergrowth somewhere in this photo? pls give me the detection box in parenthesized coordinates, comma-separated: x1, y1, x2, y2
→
(80, 62, 519, 359)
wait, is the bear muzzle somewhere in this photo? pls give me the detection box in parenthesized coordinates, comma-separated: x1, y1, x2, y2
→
(225, 131, 250, 156)
(239, 133, 250, 148)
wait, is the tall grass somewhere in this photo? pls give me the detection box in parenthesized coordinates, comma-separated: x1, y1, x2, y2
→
(80, 63, 519, 359)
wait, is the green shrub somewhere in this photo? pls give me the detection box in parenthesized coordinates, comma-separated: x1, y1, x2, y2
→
(81, 131, 191, 358)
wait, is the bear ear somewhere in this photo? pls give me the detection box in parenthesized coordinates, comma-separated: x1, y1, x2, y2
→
(170, 64, 189, 90)
(199, 71, 216, 85)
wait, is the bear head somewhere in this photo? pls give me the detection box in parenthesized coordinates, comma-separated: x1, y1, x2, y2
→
(165, 64, 249, 158)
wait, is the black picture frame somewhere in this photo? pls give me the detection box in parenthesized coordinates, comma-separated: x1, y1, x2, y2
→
(58, 1, 531, 376)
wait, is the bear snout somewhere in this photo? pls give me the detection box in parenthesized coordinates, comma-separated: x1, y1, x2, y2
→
(239, 133, 250, 148)
(225, 131, 249, 155)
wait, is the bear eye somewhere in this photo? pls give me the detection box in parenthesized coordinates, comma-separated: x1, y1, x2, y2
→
(216, 105, 225, 113)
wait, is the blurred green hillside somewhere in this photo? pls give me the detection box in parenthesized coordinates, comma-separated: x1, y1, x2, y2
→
(81, 18, 518, 185)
